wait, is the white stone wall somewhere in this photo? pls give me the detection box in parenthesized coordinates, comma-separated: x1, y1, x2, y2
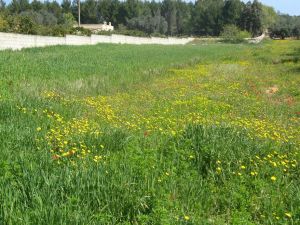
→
(0, 32, 193, 51)
(35, 35, 66, 47)
(0, 33, 35, 50)
(90, 35, 111, 44)
(65, 35, 91, 46)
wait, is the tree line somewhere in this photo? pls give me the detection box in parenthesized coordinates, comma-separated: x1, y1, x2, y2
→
(0, 0, 299, 38)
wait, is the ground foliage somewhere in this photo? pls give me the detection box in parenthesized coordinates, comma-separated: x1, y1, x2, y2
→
(0, 40, 300, 224)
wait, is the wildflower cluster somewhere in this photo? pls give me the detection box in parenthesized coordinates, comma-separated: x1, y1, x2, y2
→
(26, 61, 299, 166)
(215, 150, 299, 181)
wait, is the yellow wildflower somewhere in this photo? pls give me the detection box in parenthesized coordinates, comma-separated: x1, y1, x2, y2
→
(250, 171, 258, 176)
(285, 213, 292, 218)
(184, 215, 190, 221)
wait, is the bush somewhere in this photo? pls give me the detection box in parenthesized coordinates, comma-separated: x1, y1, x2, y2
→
(70, 26, 92, 36)
(292, 26, 300, 39)
(151, 32, 167, 38)
(60, 13, 76, 28)
(7, 15, 38, 34)
(50, 25, 69, 36)
(269, 27, 290, 39)
(221, 25, 250, 43)
(116, 28, 149, 37)
(0, 14, 8, 31)
(114, 24, 150, 37)
(95, 30, 114, 36)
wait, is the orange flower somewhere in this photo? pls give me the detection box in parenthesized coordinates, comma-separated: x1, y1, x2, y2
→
(52, 154, 60, 160)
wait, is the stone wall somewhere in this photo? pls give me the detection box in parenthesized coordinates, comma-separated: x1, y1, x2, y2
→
(0, 32, 194, 51)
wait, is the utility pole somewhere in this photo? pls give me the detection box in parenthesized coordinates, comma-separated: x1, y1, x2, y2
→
(78, 0, 81, 26)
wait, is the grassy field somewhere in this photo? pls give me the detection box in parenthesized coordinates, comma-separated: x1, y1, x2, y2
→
(0, 40, 299, 224)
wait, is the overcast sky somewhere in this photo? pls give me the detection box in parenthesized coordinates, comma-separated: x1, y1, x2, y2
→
(242, 0, 300, 16)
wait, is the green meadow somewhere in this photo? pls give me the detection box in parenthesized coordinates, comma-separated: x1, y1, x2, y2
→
(0, 40, 299, 224)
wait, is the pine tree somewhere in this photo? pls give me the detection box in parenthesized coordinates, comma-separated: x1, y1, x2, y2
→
(222, 0, 243, 25)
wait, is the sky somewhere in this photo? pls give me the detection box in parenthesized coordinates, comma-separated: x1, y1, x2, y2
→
(242, 0, 300, 16)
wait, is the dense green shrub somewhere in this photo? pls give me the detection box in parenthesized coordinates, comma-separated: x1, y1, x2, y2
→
(221, 24, 250, 43)
(269, 15, 300, 39)
(0, 14, 8, 31)
(7, 15, 38, 34)
(270, 27, 290, 39)
(292, 26, 300, 39)
(0, 10, 76, 36)
(70, 26, 92, 36)
(116, 28, 149, 37)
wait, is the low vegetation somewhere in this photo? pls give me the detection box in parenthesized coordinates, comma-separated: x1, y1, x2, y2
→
(220, 25, 250, 43)
(0, 40, 300, 224)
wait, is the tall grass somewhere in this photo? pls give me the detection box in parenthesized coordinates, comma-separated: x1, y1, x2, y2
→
(0, 40, 299, 224)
